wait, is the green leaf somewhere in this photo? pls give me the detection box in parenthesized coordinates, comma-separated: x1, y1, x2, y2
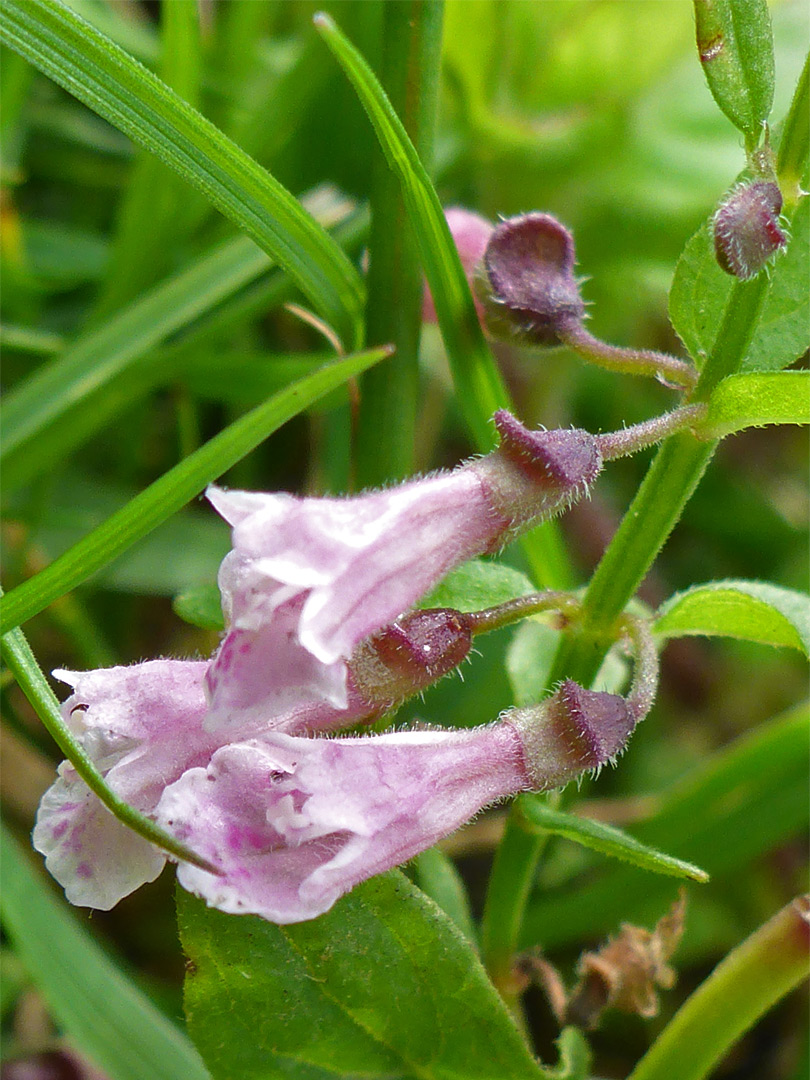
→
(546, 1028, 592, 1080)
(0, 347, 391, 633)
(1, 826, 210, 1080)
(173, 584, 224, 632)
(654, 579, 810, 655)
(668, 196, 810, 373)
(516, 800, 709, 883)
(179, 872, 546, 1080)
(0, 0, 364, 347)
(420, 558, 535, 612)
(701, 370, 810, 437)
(410, 847, 477, 945)
(694, 0, 775, 145)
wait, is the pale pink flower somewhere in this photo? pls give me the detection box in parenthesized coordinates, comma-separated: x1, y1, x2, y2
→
(154, 679, 638, 924)
(204, 410, 602, 731)
(423, 206, 494, 323)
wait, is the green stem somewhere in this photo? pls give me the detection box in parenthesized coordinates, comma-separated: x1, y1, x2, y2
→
(550, 273, 770, 687)
(482, 52, 809, 995)
(628, 897, 810, 1080)
(481, 791, 559, 1010)
(355, 0, 444, 486)
(0, 621, 218, 873)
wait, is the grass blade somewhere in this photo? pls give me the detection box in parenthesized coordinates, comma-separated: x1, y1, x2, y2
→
(314, 10, 505, 448)
(0, 347, 392, 633)
(0, 0, 364, 347)
(314, 11, 572, 587)
(1, 235, 271, 489)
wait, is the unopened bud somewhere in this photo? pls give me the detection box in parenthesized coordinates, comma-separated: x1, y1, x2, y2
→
(348, 608, 473, 710)
(713, 181, 786, 280)
(510, 680, 636, 790)
(473, 213, 696, 389)
(475, 212, 584, 346)
(474, 410, 603, 543)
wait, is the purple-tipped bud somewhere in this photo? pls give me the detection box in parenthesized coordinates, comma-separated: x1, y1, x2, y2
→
(713, 181, 786, 280)
(348, 608, 474, 710)
(473, 411, 603, 543)
(510, 679, 636, 790)
(475, 212, 585, 345)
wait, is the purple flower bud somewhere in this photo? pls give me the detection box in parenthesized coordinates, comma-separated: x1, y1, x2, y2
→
(713, 181, 786, 280)
(348, 608, 474, 710)
(476, 212, 585, 345)
(512, 680, 636, 790)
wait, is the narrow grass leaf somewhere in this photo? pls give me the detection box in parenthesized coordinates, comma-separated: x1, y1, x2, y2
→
(517, 800, 709, 883)
(654, 579, 810, 655)
(314, 11, 506, 449)
(1, 826, 210, 1080)
(0, 0, 364, 346)
(2, 235, 271, 488)
(0, 347, 391, 632)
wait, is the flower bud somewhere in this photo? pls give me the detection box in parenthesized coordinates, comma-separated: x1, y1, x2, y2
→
(475, 212, 585, 346)
(510, 679, 636, 790)
(473, 410, 603, 543)
(713, 181, 786, 280)
(348, 608, 474, 710)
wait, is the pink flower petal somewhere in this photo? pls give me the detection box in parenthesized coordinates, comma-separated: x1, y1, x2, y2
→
(157, 722, 530, 923)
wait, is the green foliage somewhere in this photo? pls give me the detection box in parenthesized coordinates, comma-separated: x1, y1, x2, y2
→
(516, 801, 709, 883)
(654, 579, 810, 655)
(420, 558, 536, 612)
(179, 874, 546, 1080)
(173, 584, 225, 632)
(702, 370, 810, 437)
(693, 0, 775, 146)
(0, 0, 364, 347)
